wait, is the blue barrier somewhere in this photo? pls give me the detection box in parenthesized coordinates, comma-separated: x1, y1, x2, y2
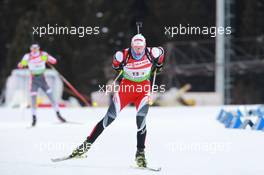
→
(216, 107, 264, 131)
(217, 109, 225, 121)
(240, 119, 254, 129)
(228, 110, 242, 128)
(252, 108, 264, 130)
(252, 116, 264, 130)
(224, 112, 234, 128)
(246, 107, 264, 130)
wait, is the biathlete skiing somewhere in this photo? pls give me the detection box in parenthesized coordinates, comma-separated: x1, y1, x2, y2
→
(53, 33, 165, 169)
(18, 44, 67, 126)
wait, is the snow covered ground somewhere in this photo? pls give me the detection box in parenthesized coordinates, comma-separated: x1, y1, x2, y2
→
(0, 106, 263, 175)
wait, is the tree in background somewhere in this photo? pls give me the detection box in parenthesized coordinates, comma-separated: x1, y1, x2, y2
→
(0, 0, 263, 103)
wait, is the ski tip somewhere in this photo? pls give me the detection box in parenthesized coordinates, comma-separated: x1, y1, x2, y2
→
(51, 156, 71, 162)
(51, 158, 63, 162)
(146, 167, 161, 172)
(152, 167, 162, 172)
(130, 165, 162, 172)
(51, 154, 87, 162)
(51, 158, 60, 162)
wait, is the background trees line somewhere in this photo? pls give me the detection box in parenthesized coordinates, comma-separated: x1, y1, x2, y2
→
(0, 0, 263, 103)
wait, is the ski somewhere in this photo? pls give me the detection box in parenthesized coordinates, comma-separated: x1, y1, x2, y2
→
(130, 165, 162, 172)
(51, 154, 87, 162)
(52, 156, 161, 172)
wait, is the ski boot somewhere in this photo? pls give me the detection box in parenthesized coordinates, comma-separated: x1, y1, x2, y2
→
(70, 138, 92, 158)
(32, 115, 37, 127)
(135, 148, 147, 168)
(56, 111, 67, 123)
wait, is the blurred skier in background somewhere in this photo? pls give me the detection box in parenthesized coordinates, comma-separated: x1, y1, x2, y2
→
(17, 44, 67, 126)
(69, 34, 165, 168)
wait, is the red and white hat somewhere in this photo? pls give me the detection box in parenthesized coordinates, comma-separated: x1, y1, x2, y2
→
(131, 34, 146, 47)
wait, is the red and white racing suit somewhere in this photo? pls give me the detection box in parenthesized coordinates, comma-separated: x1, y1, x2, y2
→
(88, 47, 165, 150)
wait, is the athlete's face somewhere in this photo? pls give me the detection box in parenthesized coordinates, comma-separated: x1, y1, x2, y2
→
(30, 46, 40, 53)
(132, 44, 145, 55)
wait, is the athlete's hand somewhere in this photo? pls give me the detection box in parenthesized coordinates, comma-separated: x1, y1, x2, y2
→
(156, 66, 163, 73)
(153, 58, 163, 73)
(17, 63, 23, 69)
(113, 63, 123, 72)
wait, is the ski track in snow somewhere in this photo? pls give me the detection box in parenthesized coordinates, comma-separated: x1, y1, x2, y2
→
(0, 106, 263, 175)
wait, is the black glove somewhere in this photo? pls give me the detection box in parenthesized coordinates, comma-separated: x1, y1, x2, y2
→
(156, 66, 163, 73)
(113, 62, 124, 72)
(153, 58, 163, 73)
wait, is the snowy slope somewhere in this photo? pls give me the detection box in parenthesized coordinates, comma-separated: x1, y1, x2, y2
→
(0, 106, 263, 175)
